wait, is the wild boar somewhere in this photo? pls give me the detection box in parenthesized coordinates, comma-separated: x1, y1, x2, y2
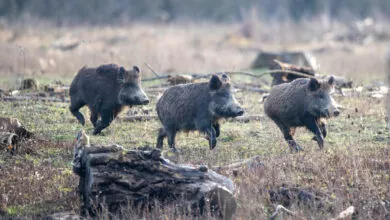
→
(69, 64, 149, 135)
(156, 74, 244, 151)
(264, 76, 340, 151)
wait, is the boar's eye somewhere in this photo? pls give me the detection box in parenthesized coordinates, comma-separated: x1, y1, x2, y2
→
(219, 92, 229, 98)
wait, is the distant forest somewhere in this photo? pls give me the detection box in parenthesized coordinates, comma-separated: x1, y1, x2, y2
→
(1, 0, 390, 24)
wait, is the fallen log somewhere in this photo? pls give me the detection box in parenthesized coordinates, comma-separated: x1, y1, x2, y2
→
(270, 59, 315, 86)
(118, 115, 158, 122)
(73, 143, 236, 219)
(1, 95, 69, 103)
(117, 115, 266, 123)
(213, 155, 264, 177)
(227, 115, 266, 123)
(144, 83, 269, 93)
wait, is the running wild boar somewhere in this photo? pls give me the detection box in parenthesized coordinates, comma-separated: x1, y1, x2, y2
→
(69, 64, 149, 135)
(264, 76, 340, 151)
(156, 74, 244, 151)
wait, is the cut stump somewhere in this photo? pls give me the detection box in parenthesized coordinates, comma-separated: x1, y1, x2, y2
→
(72, 145, 236, 219)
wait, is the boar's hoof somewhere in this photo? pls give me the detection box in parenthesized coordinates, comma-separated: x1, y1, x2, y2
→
(205, 133, 217, 150)
(287, 140, 304, 152)
(209, 138, 217, 150)
(312, 136, 324, 142)
(92, 129, 102, 136)
(170, 147, 180, 154)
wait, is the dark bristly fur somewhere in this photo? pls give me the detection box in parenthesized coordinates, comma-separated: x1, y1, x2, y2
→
(156, 74, 244, 151)
(69, 64, 149, 135)
(264, 77, 340, 151)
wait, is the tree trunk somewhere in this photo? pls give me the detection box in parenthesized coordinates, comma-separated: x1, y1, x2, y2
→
(73, 145, 236, 219)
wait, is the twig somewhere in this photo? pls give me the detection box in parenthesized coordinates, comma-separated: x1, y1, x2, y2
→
(142, 69, 317, 82)
(234, 84, 269, 93)
(144, 62, 160, 77)
(269, 205, 303, 220)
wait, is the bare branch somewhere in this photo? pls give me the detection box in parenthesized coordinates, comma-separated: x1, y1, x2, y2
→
(269, 205, 303, 220)
(144, 62, 161, 77)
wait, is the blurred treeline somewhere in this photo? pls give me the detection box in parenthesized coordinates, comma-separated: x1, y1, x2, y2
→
(1, 0, 390, 24)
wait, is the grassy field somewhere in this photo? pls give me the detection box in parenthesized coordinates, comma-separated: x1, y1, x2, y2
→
(0, 22, 389, 219)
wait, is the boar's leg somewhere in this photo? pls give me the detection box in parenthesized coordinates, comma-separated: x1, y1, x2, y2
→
(156, 128, 167, 149)
(319, 121, 327, 138)
(89, 109, 99, 128)
(166, 129, 177, 151)
(205, 126, 217, 150)
(312, 119, 327, 142)
(213, 122, 220, 138)
(272, 118, 302, 151)
(70, 100, 86, 126)
(92, 112, 115, 135)
(304, 117, 324, 149)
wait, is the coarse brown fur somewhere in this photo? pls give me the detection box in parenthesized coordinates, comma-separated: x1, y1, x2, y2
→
(156, 74, 244, 151)
(264, 77, 339, 151)
(69, 64, 149, 135)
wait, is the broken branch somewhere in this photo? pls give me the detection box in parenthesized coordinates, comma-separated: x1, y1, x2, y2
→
(269, 205, 302, 220)
(144, 62, 161, 77)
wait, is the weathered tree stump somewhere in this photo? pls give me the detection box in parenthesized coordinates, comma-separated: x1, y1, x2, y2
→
(0, 117, 33, 139)
(269, 59, 316, 86)
(73, 145, 236, 219)
(0, 132, 18, 154)
(20, 78, 39, 90)
(0, 118, 33, 154)
(167, 74, 194, 85)
(251, 51, 313, 70)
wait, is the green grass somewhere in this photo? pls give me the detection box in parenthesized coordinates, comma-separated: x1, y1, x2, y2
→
(1, 77, 390, 219)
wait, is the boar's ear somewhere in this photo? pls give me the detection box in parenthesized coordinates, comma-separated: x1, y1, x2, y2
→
(209, 75, 222, 90)
(308, 78, 320, 91)
(117, 67, 126, 83)
(133, 66, 140, 74)
(328, 76, 335, 86)
(221, 74, 230, 83)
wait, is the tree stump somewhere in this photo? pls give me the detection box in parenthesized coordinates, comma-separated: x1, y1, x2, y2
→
(0, 117, 33, 139)
(20, 78, 39, 90)
(73, 145, 236, 219)
(269, 59, 315, 86)
(0, 132, 18, 154)
(251, 51, 313, 70)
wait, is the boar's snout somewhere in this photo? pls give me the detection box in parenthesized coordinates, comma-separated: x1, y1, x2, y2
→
(333, 110, 340, 117)
(227, 104, 244, 118)
(119, 95, 149, 105)
(118, 89, 149, 106)
(235, 107, 244, 117)
(140, 99, 150, 105)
